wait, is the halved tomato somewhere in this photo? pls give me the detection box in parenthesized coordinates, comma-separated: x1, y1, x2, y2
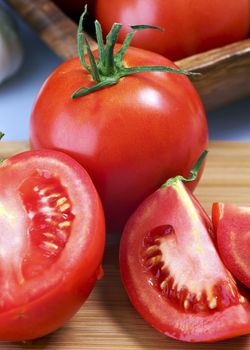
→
(120, 179, 250, 342)
(0, 149, 105, 340)
(212, 202, 250, 289)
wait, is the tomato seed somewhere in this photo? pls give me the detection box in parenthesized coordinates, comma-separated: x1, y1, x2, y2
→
(56, 197, 67, 206)
(58, 221, 71, 228)
(18, 171, 75, 279)
(59, 203, 71, 212)
(142, 224, 244, 314)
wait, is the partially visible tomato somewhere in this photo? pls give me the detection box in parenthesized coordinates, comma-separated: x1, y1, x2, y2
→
(30, 44, 208, 233)
(0, 149, 105, 340)
(95, 0, 250, 60)
(120, 177, 250, 342)
(212, 202, 250, 289)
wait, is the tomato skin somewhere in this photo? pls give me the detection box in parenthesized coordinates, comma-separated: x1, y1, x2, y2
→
(212, 202, 250, 289)
(0, 150, 105, 340)
(95, 0, 250, 60)
(30, 46, 208, 233)
(120, 181, 250, 342)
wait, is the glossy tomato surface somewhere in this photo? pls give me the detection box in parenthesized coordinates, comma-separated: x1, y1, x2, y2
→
(212, 202, 250, 289)
(30, 46, 208, 233)
(95, 0, 250, 60)
(0, 150, 105, 340)
(120, 181, 250, 342)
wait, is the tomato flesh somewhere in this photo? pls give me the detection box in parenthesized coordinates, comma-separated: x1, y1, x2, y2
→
(18, 171, 75, 279)
(142, 224, 241, 314)
(120, 181, 250, 342)
(0, 150, 105, 340)
(212, 203, 250, 289)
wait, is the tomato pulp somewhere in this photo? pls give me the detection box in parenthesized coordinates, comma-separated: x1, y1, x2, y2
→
(95, 0, 250, 60)
(120, 179, 250, 342)
(0, 150, 105, 340)
(30, 45, 208, 233)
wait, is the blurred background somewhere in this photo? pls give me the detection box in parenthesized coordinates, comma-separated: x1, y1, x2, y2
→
(0, 0, 249, 141)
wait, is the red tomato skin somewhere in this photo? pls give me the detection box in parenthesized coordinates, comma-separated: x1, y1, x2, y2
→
(0, 273, 96, 340)
(0, 150, 105, 340)
(30, 46, 208, 233)
(212, 202, 250, 289)
(120, 183, 250, 342)
(95, 0, 250, 60)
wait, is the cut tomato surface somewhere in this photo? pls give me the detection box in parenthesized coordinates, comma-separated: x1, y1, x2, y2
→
(120, 181, 250, 342)
(0, 150, 105, 340)
(212, 202, 250, 289)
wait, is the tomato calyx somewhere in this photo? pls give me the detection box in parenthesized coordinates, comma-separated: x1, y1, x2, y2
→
(161, 150, 207, 188)
(72, 5, 196, 98)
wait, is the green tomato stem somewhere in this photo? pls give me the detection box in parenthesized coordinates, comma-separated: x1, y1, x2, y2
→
(120, 65, 194, 77)
(104, 23, 122, 76)
(95, 20, 105, 66)
(114, 32, 135, 66)
(85, 36, 101, 82)
(77, 5, 90, 73)
(161, 150, 208, 188)
(130, 24, 164, 32)
(72, 78, 118, 98)
(73, 6, 198, 98)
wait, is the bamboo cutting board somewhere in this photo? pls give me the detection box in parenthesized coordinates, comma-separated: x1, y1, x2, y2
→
(0, 141, 250, 349)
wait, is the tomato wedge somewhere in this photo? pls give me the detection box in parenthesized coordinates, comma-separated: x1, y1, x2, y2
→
(212, 202, 250, 289)
(0, 150, 105, 340)
(120, 178, 250, 342)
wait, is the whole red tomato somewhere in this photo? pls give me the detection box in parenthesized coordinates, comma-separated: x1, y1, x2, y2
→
(120, 168, 250, 342)
(0, 149, 105, 340)
(95, 0, 250, 60)
(30, 20, 208, 233)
